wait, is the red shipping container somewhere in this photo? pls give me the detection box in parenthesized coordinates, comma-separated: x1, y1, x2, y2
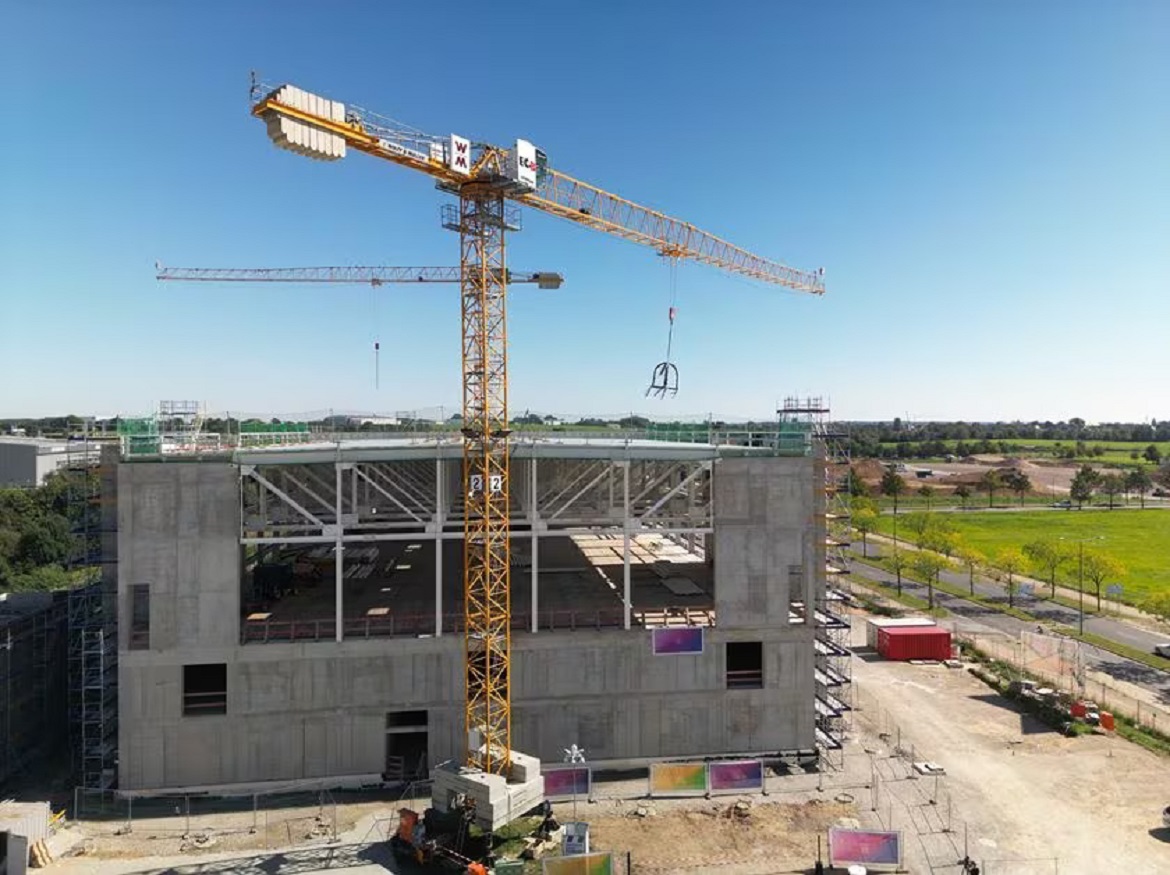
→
(877, 626, 952, 661)
(1100, 711, 1115, 732)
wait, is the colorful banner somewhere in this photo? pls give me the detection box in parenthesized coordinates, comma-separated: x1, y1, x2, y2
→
(543, 766, 591, 801)
(828, 828, 903, 868)
(708, 759, 764, 794)
(649, 762, 707, 796)
(652, 627, 704, 655)
(542, 852, 613, 875)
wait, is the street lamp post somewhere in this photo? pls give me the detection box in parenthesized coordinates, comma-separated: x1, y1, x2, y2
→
(1078, 541, 1084, 636)
(1060, 535, 1104, 637)
(563, 744, 586, 822)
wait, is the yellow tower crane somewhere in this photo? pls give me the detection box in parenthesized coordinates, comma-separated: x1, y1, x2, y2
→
(249, 78, 826, 777)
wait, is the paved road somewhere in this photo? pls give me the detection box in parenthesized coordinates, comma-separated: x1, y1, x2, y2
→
(848, 551, 1170, 707)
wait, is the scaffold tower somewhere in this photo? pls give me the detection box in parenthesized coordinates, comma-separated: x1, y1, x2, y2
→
(779, 397, 852, 767)
(66, 424, 119, 790)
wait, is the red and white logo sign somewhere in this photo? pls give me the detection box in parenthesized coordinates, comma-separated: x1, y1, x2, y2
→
(449, 134, 471, 175)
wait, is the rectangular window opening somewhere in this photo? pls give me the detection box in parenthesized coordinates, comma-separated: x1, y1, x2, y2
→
(726, 641, 764, 690)
(183, 663, 227, 716)
(129, 583, 150, 650)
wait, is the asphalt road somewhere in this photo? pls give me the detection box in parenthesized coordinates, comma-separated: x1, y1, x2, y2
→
(848, 549, 1170, 707)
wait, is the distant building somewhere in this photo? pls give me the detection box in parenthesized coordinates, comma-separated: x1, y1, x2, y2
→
(347, 416, 400, 428)
(0, 438, 99, 487)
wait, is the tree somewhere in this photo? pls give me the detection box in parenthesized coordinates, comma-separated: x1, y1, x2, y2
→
(995, 547, 1028, 608)
(880, 468, 907, 514)
(979, 469, 1001, 508)
(921, 523, 959, 558)
(851, 495, 879, 515)
(1143, 591, 1170, 624)
(845, 466, 869, 498)
(888, 550, 909, 595)
(1082, 550, 1125, 611)
(918, 485, 935, 509)
(1126, 468, 1153, 508)
(1069, 465, 1100, 508)
(853, 508, 878, 558)
(1098, 473, 1124, 509)
(955, 544, 985, 596)
(1144, 444, 1163, 465)
(1022, 539, 1071, 598)
(902, 511, 934, 543)
(911, 551, 951, 610)
(1003, 470, 1032, 506)
(953, 484, 972, 508)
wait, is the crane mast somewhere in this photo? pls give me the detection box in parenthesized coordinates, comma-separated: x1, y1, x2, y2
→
(249, 79, 826, 777)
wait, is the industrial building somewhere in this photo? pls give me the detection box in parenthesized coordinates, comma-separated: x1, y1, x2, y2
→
(101, 421, 848, 792)
(0, 438, 100, 488)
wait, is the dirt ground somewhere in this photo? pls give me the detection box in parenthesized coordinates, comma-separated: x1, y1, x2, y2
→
(585, 799, 853, 873)
(44, 615, 1170, 874)
(853, 652, 1170, 873)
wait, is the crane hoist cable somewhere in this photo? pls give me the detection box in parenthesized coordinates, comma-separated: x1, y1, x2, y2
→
(646, 256, 680, 398)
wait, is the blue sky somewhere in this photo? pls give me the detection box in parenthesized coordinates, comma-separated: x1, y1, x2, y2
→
(1, 1, 1167, 423)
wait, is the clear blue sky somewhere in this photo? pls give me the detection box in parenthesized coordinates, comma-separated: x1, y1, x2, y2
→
(2, 1, 1167, 423)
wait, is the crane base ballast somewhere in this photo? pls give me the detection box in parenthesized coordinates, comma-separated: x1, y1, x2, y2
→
(431, 749, 545, 832)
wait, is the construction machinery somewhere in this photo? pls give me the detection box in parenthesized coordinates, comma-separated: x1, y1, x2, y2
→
(391, 806, 488, 875)
(248, 77, 827, 781)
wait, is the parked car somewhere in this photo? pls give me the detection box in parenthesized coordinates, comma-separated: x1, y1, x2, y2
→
(1153, 643, 1170, 659)
(1163, 805, 1170, 828)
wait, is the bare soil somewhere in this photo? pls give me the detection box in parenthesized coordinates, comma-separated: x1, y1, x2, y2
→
(853, 653, 1170, 873)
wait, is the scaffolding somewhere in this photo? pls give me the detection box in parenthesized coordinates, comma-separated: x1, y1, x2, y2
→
(779, 397, 852, 768)
(66, 427, 119, 790)
(0, 594, 69, 789)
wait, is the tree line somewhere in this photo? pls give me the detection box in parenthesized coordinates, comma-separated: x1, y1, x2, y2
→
(850, 500, 1127, 612)
(0, 471, 87, 591)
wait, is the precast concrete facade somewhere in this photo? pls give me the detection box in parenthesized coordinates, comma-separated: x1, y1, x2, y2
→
(114, 439, 823, 791)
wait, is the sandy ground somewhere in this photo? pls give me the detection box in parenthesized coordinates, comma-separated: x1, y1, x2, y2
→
(853, 654, 1170, 874)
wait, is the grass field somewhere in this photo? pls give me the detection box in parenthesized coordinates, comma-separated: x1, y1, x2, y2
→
(873, 509, 1170, 604)
(876, 438, 1170, 466)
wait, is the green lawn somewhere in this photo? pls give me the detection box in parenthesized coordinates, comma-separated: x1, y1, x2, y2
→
(875, 438, 1169, 466)
(873, 509, 1170, 604)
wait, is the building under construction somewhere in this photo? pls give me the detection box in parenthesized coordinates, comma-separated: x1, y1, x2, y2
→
(107, 418, 847, 792)
(0, 592, 70, 790)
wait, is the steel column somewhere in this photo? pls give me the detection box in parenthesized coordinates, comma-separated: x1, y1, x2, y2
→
(530, 457, 539, 634)
(334, 462, 345, 643)
(435, 458, 444, 638)
(623, 461, 631, 630)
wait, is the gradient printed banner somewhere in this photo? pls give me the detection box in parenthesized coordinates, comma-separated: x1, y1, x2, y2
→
(543, 766, 591, 801)
(828, 828, 903, 867)
(542, 852, 613, 875)
(649, 762, 707, 796)
(652, 627, 704, 655)
(708, 759, 764, 794)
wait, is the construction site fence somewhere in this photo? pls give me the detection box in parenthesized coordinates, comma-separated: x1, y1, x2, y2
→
(241, 608, 716, 644)
(69, 784, 401, 847)
(955, 629, 1170, 735)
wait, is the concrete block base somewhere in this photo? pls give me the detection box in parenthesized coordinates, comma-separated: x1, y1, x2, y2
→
(431, 749, 546, 832)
